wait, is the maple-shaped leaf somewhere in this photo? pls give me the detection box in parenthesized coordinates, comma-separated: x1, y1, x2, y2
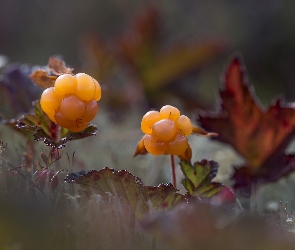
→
(64, 167, 184, 218)
(180, 160, 235, 203)
(30, 57, 73, 89)
(198, 55, 295, 195)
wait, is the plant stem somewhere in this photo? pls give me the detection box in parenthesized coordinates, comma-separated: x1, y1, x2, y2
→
(170, 154, 176, 188)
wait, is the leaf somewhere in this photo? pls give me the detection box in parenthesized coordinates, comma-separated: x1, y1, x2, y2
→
(145, 184, 184, 210)
(30, 57, 73, 89)
(198, 54, 295, 194)
(16, 101, 53, 137)
(48, 57, 73, 75)
(180, 160, 235, 202)
(143, 41, 226, 91)
(65, 167, 185, 218)
(34, 124, 98, 149)
(177, 144, 192, 162)
(133, 136, 148, 157)
(29, 70, 57, 89)
(15, 101, 98, 148)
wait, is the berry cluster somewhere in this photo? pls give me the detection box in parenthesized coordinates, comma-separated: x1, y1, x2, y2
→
(141, 105, 193, 155)
(40, 73, 101, 132)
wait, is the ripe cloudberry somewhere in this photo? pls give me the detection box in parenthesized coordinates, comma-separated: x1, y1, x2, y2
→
(141, 105, 193, 156)
(40, 73, 101, 132)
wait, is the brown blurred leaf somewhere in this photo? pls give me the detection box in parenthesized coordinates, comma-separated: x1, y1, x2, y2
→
(144, 41, 226, 91)
(48, 57, 73, 75)
(192, 125, 218, 137)
(29, 70, 57, 89)
(198, 55, 295, 194)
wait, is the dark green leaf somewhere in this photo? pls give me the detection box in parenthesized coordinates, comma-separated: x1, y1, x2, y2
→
(180, 160, 235, 202)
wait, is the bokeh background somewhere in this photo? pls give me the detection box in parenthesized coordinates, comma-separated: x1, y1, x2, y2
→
(2, 0, 295, 105)
(1, 0, 295, 206)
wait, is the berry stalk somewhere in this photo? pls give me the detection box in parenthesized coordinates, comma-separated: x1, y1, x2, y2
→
(170, 154, 176, 188)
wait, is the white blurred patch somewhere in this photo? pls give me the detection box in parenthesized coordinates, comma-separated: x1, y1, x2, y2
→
(0, 55, 9, 68)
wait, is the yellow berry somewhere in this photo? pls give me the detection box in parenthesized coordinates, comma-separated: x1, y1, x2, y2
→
(82, 100, 99, 122)
(74, 73, 96, 101)
(54, 74, 76, 96)
(167, 133, 188, 155)
(141, 111, 161, 134)
(152, 119, 177, 141)
(160, 105, 180, 121)
(40, 87, 62, 114)
(59, 95, 86, 121)
(46, 109, 57, 123)
(93, 79, 102, 101)
(143, 135, 167, 156)
(176, 115, 193, 136)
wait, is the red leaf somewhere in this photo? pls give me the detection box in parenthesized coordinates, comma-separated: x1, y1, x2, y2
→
(198, 55, 295, 194)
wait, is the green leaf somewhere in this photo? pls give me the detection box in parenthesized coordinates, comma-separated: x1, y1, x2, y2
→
(145, 184, 185, 210)
(65, 167, 185, 218)
(180, 160, 235, 201)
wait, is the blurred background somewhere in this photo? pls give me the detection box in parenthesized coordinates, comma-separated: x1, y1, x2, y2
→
(1, 0, 295, 109)
(1, 0, 295, 205)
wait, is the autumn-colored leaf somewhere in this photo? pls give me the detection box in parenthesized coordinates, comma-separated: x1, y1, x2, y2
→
(29, 70, 57, 89)
(64, 167, 185, 218)
(198, 55, 295, 195)
(30, 57, 73, 89)
(192, 125, 218, 137)
(180, 160, 235, 202)
(48, 57, 73, 75)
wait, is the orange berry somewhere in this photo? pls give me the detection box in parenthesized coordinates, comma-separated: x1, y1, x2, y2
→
(59, 95, 86, 121)
(141, 111, 162, 134)
(176, 115, 193, 136)
(54, 74, 76, 96)
(82, 100, 99, 122)
(152, 119, 177, 141)
(74, 73, 96, 101)
(93, 79, 102, 101)
(40, 87, 62, 115)
(167, 133, 188, 155)
(54, 109, 77, 128)
(68, 119, 89, 132)
(160, 105, 180, 121)
(143, 135, 167, 156)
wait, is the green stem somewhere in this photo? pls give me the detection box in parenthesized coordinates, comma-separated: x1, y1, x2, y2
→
(170, 154, 176, 188)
